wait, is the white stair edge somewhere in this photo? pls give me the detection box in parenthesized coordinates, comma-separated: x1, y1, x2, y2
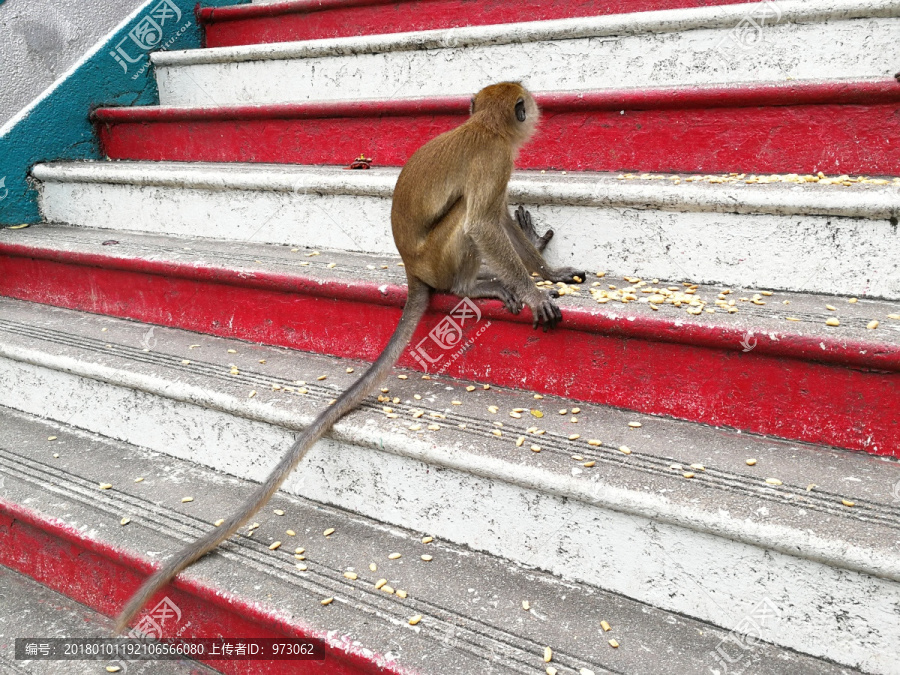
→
(31, 162, 900, 299)
(0, 306, 899, 673)
(149, 1, 900, 105)
(31, 162, 900, 219)
(155, 0, 899, 66)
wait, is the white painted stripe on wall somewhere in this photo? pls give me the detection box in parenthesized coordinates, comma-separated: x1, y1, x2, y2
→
(0, 0, 154, 138)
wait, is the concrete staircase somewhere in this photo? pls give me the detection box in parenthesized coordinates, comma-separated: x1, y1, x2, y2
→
(1, 0, 899, 673)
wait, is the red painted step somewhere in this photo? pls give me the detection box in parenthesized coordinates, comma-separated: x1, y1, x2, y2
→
(201, 0, 754, 48)
(94, 80, 900, 176)
(1, 227, 897, 456)
(0, 499, 386, 675)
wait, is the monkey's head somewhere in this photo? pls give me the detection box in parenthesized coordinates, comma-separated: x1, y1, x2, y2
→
(470, 82, 540, 146)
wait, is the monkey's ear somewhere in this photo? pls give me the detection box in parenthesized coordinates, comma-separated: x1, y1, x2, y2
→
(515, 98, 526, 122)
(470, 96, 476, 115)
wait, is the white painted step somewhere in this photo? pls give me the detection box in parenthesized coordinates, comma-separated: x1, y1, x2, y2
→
(151, 0, 900, 106)
(1, 297, 899, 673)
(32, 161, 900, 299)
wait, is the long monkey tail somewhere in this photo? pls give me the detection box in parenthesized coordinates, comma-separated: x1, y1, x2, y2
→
(114, 277, 432, 634)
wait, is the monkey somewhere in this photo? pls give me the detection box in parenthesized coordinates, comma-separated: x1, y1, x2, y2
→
(114, 81, 585, 633)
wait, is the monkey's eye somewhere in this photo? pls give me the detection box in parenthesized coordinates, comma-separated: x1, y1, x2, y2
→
(470, 96, 476, 114)
(515, 99, 526, 122)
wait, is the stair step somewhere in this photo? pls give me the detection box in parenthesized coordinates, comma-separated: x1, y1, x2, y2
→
(201, 0, 753, 48)
(0, 406, 868, 674)
(93, 80, 900, 176)
(152, 1, 900, 106)
(29, 161, 900, 300)
(1, 225, 898, 454)
(0, 564, 214, 674)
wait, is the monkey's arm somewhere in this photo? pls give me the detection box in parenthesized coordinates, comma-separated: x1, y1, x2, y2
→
(114, 278, 432, 633)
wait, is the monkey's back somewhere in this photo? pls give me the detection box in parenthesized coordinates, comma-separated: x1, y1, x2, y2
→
(391, 123, 510, 263)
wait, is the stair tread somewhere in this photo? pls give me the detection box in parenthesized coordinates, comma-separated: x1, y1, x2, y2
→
(0, 564, 213, 674)
(3, 222, 898, 355)
(0, 405, 861, 674)
(0, 295, 898, 583)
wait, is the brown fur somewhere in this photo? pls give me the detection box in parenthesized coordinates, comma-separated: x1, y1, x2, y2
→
(114, 82, 582, 633)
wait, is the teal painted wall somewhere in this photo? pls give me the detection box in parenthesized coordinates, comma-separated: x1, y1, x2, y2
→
(0, 0, 247, 226)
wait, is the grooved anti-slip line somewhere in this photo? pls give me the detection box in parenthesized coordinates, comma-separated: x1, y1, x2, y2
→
(0, 445, 613, 674)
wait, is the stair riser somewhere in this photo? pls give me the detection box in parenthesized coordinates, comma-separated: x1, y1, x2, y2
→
(155, 18, 900, 106)
(202, 0, 752, 47)
(35, 179, 900, 301)
(0, 248, 897, 455)
(0, 501, 397, 675)
(96, 91, 900, 176)
(0, 355, 896, 674)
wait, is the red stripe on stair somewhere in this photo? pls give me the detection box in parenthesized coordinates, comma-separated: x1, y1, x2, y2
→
(94, 81, 900, 175)
(0, 499, 399, 675)
(0, 242, 896, 456)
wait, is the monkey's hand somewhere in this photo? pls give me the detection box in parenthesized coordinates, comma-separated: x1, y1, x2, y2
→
(547, 267, 588, 285)
(527, 291, 563, 331)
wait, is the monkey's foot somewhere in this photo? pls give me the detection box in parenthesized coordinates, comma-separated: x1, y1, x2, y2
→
(463, 280, 524, 315)
(515, 205, 554, 252)
(547, 267, 588, 284)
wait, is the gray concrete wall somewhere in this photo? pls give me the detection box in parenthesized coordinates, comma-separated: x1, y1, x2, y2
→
(0, 0, 147, 127)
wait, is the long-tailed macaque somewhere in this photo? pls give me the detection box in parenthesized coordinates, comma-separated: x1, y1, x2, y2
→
(115, 81, 584, 632)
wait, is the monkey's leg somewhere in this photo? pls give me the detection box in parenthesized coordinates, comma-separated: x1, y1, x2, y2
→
(514, 205, 553, 253)
(501, 210, 587, 285)
(477, 207, 551, 280)
(465, 205, 561, 329)
(455, 277, 524, 315)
